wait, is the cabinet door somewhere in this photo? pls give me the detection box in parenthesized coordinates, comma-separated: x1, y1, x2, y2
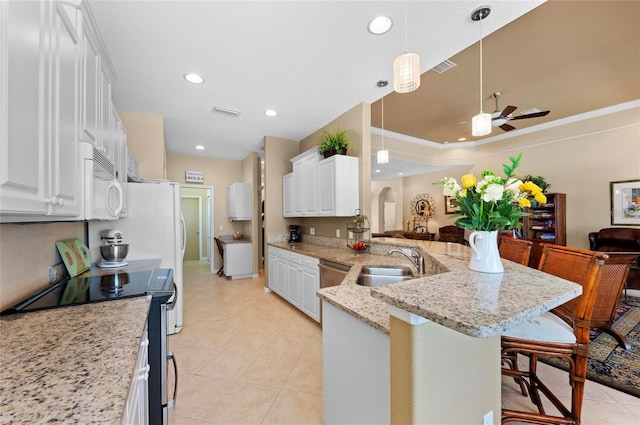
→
(48, 1, 81, 216)
(286, 262, 301, 307)
(300, 266, 320, 322)
(282, 173, 293, 217)
(268, 250, 278, 293)
(98, 68, 113, 161)
(303, 153, 318, 214)
(0, 1, 50, 215)
(80, 14, 99, 145)
(318, 159, 336, 215)
(227, 184, 235, 217)
(292, 159, 304, 216)
(275, 255, 287, 297)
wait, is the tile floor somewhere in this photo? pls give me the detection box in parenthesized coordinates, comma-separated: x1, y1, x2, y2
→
(169, 260, 639, 424)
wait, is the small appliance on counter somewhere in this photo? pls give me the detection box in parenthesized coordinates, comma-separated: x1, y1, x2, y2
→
(289, 225, 302, 243)
(98, 229, 129, 268)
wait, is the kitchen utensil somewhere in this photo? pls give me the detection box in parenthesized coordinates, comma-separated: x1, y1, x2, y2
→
(100, 243, 129, 262)
(56, 239, 92, 277)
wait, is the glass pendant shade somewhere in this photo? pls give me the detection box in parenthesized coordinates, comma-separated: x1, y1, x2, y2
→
(377, 149, 389, 164)
(393, 53, 420, 93)
(472, 112, 492, 136)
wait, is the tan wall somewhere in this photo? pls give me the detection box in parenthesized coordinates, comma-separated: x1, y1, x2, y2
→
(119, 110, 166, 180)
(0, 222, 85, 310)
(264, 136, 300, 240)
(396, 108, 640, 248)
(298, 102, 372, 238)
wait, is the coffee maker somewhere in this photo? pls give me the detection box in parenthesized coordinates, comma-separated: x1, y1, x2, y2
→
(289, 225, 302, 243)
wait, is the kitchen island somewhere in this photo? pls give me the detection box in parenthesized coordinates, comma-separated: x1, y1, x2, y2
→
(270, 238, 582, 425)
(0, 297, 150, 424)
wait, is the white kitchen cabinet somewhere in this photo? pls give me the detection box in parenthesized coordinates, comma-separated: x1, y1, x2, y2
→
(227, 182, 252, 220)
(222, 240, 253, 279)
(267, 246, 320, 322)
(291, 147, 319, 216)
(0, 0, 81, 218)
(282, 147, 358, 218)
(123, 324, 149, 425)
(112, 106, 128, 217)
(282, 173, 293, 217)
(318, 154, 359, 216)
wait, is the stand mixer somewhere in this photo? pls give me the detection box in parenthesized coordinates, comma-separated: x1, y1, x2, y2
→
(98, 229, 129, 267)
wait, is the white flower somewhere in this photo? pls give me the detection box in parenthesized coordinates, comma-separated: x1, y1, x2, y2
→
(439, 177, 461, 197)
(504, 178, 522, 200)
(482, 183, 504, 202)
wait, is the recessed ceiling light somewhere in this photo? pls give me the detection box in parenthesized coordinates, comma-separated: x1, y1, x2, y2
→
(184, 73, 204, 84)
(458, 137, 466, 142)
(195, 145, 205, 150)
(368, 16, 392, 35)
(264, 109, 278, 117)
(398, 172, 404, 176)
(375, 169, 381, 173)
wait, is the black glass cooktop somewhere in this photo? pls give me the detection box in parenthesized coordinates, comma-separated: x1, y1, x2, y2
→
(2, 268, 174, 315)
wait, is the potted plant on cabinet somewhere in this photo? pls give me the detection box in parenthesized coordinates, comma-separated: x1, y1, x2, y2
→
(318, 129, 350, 158)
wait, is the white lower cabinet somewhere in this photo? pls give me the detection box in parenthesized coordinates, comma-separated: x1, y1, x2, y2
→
(267, 246, 320, 322)
(223, 241, 253, 279)
(123, 324, 149, 425)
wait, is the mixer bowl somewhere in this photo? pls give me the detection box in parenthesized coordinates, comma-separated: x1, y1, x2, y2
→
(100, 244, 129, 262)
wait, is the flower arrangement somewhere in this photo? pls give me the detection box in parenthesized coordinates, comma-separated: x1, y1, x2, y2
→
(435, 154, 547, 232)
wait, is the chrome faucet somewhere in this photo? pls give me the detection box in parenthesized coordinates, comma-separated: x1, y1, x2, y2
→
(388, 248, 425, 275)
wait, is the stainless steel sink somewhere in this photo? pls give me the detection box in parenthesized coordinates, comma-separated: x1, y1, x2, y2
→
(356, 265, 414, 287)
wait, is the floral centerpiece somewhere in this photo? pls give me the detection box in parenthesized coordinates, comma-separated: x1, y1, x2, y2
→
(435, 153, 546, 273)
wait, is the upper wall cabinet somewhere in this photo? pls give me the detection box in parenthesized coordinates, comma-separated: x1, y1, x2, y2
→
(1, 1, 81, 217)
(283, 147, 359, 217)
(1, 0, 123, 222)
(228, 182, 252, 221)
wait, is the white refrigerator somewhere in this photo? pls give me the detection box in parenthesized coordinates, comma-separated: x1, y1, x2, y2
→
(89, 181, 185, 335)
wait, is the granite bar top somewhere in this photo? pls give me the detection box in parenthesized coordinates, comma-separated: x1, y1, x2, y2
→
(0, 296, 151, 424)
(271, 239, 581, 337)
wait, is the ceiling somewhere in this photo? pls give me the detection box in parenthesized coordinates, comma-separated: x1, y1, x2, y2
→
(88, 1, 640, 167)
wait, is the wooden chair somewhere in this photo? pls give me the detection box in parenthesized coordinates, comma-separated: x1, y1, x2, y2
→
(499, 237, 533, 266)
(501, 244, 607, 425)
(214, 237, 225, 276)
(438, 225, 466, 245)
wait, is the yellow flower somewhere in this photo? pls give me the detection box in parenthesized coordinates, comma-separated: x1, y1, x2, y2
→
(518, 198, 531, 208)
(535, 192, 547, 204)
(458, 188, 467, 198)
(460, 174, 477, 189)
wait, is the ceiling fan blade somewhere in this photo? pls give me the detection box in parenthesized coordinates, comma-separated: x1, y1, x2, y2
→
(500, 123, 516, 131)
(501, 105, 517, 118)
(510, 110, 551, 120)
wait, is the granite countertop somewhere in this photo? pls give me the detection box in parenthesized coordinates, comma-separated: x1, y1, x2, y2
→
(270, 239, 581, 337)
(0, 296, 151, 424)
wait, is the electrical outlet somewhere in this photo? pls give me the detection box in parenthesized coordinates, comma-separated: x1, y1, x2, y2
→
(48, 264, 65, 284)
(348, 231, 353, 239)
(336, 229, 340, 238)
(219, 225, 223, 231)
(483, 410, 493, 425)
(310, 227, 315, 235)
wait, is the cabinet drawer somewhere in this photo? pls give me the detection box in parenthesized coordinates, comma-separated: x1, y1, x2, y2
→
(285, 251, 301, 264)
(299, 254, 319, 268)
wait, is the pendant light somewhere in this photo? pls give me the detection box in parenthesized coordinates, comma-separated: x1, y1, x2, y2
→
(471, 6, 492, 137)
(377, 80, 389, 164)
(393, 11, 420, 93)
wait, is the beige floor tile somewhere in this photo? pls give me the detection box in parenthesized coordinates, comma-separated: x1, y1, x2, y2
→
(262, 389, 323, 424)
(300, 336, 322, 362)
(202, 381, 280, 424)
(284, 359, 323, 395)
(169, 342, 221, 375)
(170, 374, 233, 420)
(167, 412, 200, 425)
(196, 346, 259, 380)
(240, 351, 298, 387)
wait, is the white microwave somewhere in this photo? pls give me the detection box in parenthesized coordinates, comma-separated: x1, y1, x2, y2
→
(83, 144, 123, 220)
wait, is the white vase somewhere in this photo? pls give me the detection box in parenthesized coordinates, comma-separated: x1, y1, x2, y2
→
(468, 230, 504, 273)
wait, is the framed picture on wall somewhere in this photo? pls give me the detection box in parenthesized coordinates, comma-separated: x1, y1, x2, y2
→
(610, 179, 640, 226)
(444, 196, 460, 214)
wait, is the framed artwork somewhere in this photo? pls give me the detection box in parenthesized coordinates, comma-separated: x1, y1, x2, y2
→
(444, 196, 460, 214)
(610, 179, 640, 226)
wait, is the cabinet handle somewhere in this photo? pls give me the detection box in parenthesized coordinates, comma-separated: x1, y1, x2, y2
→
(45, 196, 65, 207)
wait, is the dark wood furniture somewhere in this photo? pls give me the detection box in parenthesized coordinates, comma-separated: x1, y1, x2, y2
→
(214, 237, 225, 276)
(589, 227, 640, 290)
(522, 193, 566, 268)
(499, 237, 533, 266)
(437, 225, 467, 245)
(502, 245, 607, 425)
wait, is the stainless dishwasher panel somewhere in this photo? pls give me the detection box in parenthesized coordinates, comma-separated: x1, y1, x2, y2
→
(319, 260, 351, 288)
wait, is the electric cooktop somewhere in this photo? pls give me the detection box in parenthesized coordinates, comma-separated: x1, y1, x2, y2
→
(2, 268, 174, 315)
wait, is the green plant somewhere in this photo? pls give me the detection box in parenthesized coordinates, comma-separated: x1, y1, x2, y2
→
(524, 175, 550, 193)
(318, 129, 350, 154)
(435, 154, 547, 231)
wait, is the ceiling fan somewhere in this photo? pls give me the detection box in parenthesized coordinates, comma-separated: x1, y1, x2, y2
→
(491, 92, 550, 131)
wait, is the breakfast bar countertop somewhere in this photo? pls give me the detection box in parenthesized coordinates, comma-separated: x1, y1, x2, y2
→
(270, 239, 582, 337)
(0, 297, 150, 424)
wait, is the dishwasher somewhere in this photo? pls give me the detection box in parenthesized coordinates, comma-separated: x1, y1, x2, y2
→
(318, 259, 351, 288)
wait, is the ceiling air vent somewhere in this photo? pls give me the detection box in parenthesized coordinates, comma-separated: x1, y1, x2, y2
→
(212, 105, 242, 117)
(431, 59, 456, 74)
